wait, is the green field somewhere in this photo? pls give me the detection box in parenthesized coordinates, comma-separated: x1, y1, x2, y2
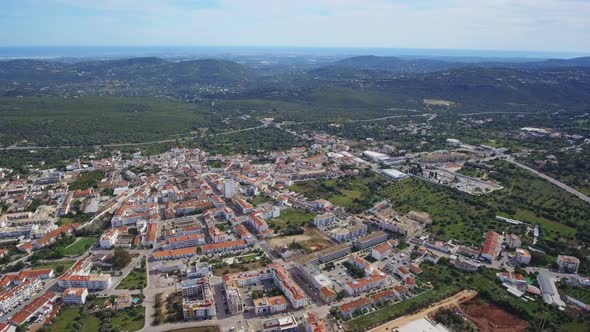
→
(50, 304, 144, 332)
(62, 237, 97, 256)
(116, 267, 147, 290)
(290, 173, 387, 212)
(380, 177, 494, 245)
(268, 208, 315, 231)
(49, 307, 80, 332)
(111, 306, 145, 332)
(32, 260, 76, 274)
(68, 171, 105, 191)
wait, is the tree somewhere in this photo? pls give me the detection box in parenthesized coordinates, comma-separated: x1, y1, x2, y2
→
(112, 247, 132, 270)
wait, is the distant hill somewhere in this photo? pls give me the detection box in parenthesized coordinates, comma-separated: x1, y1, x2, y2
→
(0, 57, 256, 87)
(329, 55, 590, 73)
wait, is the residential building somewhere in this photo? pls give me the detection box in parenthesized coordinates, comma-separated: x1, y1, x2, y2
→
(480, 231, 501, 262)
(182, 277, 216, 319)
(200, 239, 248, 254)
(319, 286, 337, 303)
(506, 234, 522, 249)
(223, 180, 236, 198)
(304, 311, 328, 332)
(339, 298, 372, 317)
(261, 316, 298, 332)
(557, 255, 580, 273)
(254, 296, 287, 315)
(356, 231, 388, 249)
(515, 248, 531, 265)
(313, 213, 335, 227)
(62, 288, 88, 305)
(161, 233, 205, 250)
(0, 278, 43, 313)
(152, 247, 197, 261)
(372, 241, 393, 260)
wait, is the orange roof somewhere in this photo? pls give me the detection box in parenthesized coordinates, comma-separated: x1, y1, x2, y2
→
(146, 223, 158, 242)
(320, 286, 337, 298)
(201, 239, 246, 252)
(153, 246, 196, 259)
(339, 298, 371, 313)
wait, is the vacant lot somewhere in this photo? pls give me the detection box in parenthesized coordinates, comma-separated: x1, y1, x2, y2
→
(268, 208, 314, 232)
(117, 267, 147, 290)
(268, 227, 333, 253)
(290, 173, 388, 212)
(462, 300, 528, 332)
(62, 237, 97, 256)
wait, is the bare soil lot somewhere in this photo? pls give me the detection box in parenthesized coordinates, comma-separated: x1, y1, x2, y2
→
(461, 300, 528, 332)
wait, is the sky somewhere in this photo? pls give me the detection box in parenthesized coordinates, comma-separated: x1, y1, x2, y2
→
(1, 0, 590, 53)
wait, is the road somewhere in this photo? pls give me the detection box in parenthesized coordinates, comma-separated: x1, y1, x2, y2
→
(368, 289, 478, 332)
(505, 158, 590, 203)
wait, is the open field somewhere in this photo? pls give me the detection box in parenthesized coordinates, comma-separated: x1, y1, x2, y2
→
(111, 306, 145, 332)
(424, 98, 455, 106)
(268, 208, 314, 232)
(267, 227, 333, 253)
(32, 260, 76, 274)
(290, 173, 388, 212)
(62, 237, 97, 256)
(461, 299, 528, 332)
(380, 177, 494, 245)
(117, 267, 147, 290)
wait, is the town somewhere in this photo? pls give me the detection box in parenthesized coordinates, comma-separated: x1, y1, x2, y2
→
(0, 124, 589, 332)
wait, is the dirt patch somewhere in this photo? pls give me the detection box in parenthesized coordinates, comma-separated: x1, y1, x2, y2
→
(461, 300, 527, 332)
(267, 228, 333, 253)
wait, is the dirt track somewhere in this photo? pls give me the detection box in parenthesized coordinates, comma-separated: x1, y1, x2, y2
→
(368, 289, 478, 332)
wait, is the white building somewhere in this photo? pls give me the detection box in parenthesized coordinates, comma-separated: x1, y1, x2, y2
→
(62, 287, 88, 305)
(99, 228, 120, 249)
(557, 255, 580, 273)
(0, 278, 43, 313)
(313, 213, 335, 228)
(223, 180, 236, 199)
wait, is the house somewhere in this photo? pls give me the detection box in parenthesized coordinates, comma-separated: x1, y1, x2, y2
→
(515, 248, 531, 265)
(339, 298, 372, 317)
(319, 286, 337, 303)
(254, 296, 288, 315)
(370, 289, 396, 305)
(62, 288, 88, 305)
(372, 241, 393, 260)
(99, 228, 120, 249)
(506, 234, 522, 249)
(304, 311, 328, 332)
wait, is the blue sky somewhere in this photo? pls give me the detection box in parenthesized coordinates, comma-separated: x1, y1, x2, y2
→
(1, 0, 589, 52)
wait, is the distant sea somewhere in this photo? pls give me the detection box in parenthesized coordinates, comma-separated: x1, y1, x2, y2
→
(0, 46, 586, 60)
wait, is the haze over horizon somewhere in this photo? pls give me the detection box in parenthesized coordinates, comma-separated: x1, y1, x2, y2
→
(2, 0, 590, 57)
